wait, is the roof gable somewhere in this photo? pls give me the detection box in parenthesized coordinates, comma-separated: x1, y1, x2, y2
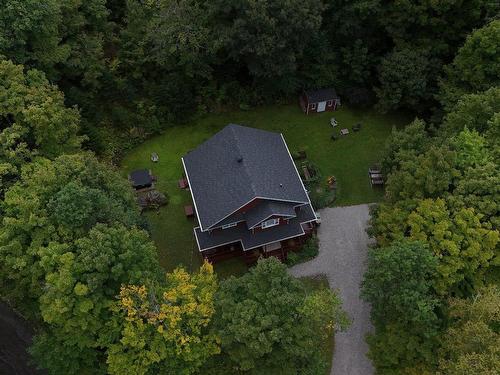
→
(244, 200, 296, 229)
(182, 125, 308, 230)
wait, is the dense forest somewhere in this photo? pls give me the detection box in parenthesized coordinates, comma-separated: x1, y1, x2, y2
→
(0, 1, 499, 374)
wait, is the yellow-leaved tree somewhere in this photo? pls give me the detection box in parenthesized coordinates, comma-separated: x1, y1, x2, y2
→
(107, 262, 220, 375)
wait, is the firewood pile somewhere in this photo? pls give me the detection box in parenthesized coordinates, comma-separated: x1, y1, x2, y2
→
(137, 190, 168, 210)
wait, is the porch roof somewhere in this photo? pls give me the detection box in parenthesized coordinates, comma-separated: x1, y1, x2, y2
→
(194, 204, 316, 252)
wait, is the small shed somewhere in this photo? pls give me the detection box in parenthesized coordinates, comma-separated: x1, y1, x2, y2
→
(129, 169, 153, 190)
(300, 88, 340, 114)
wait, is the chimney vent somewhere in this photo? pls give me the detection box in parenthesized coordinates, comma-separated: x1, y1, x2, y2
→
(237, 157, 243, 163)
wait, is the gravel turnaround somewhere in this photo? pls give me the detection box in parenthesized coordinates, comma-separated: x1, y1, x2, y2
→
(289, 204, 375, 375)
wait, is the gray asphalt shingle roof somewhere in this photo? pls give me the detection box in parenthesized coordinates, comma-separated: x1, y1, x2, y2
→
(304, 88, 339, 103)
(182, 124, 309, 230)
(129, 169, 152, 188)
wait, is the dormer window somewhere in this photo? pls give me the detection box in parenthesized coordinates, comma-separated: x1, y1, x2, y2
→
(261, 218, 279, 229)
(222, 222, 237, 229)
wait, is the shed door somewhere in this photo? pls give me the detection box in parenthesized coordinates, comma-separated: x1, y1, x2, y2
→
(317, 101, 327, 112)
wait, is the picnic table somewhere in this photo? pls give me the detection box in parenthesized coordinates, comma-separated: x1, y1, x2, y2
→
(340, 128, 349, 136)
(369, 165, 384, 186)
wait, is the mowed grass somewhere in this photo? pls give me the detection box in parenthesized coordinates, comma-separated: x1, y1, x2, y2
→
(121, 104, 410, 272)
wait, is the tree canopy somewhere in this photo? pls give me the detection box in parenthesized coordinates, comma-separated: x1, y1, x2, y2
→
(362, 241, 440, 373)
(212, 258, 349, 374)
(0, 153, 141, 309)
(0, 59, 81, 194)
(440, 20, 500, 111)
(0, 1, 498, 374)
(30, 224, 161, 374)
(107, 263, 219, 375)
(438, 286, 500, 375)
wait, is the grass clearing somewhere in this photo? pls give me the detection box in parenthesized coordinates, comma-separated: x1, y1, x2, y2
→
(121, 104, 410, 273)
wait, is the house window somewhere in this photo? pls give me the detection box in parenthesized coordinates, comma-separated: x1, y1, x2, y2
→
(221, 222, 237, 229)
(311, 103, 316, 110)
(261, 218, 279, 229)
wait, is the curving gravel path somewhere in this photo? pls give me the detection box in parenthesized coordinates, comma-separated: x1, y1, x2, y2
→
(289, 204, 374, 375)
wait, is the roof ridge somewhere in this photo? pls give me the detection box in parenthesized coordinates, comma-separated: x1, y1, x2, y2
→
(229, 125, 258, 197)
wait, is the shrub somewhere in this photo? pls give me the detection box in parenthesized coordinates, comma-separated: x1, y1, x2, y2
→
(286, 237, 319, 266)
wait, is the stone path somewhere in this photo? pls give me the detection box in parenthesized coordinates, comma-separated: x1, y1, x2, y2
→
(289, 204, 374, 375)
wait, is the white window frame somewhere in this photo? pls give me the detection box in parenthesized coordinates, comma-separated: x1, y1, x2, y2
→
(261, 218, 279, 229)
(221, 222, 237, 229)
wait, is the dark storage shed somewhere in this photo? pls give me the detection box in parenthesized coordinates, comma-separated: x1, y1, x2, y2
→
(129, 169, 153, 190)
(300, 88, 340, 114)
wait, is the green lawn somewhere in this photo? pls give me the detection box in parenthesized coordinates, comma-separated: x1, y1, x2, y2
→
(121, 104, 410, 273)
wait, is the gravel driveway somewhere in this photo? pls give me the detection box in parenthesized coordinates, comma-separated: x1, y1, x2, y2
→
(289, 204, 374, 375)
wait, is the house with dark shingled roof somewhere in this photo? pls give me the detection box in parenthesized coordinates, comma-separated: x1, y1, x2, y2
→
(182, 124, 318, 263)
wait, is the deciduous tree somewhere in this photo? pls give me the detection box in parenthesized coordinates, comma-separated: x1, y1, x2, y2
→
(437, 286, 500, 375)
(0, 153, 140, 310)
(106, 262, 219, 375)
(30, 224, 160, 374)
(375, 48, 431, 112)
(362, 241, 440, 327)
(385, 145, 459, 201)
(381, 119, 430, 174)
(450, 128, 491, 170)
(439, 20, 500, 111)
(441, 87, 500, 136)
(362, 241, 441, 373)
(0, 0, 110, 93)
(212, 257, 349, 374)
(447, 162, 500, 229)
(371, 199, 499, 295)
(407, 199, 498, 294)
(0, 60, 81, 193)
